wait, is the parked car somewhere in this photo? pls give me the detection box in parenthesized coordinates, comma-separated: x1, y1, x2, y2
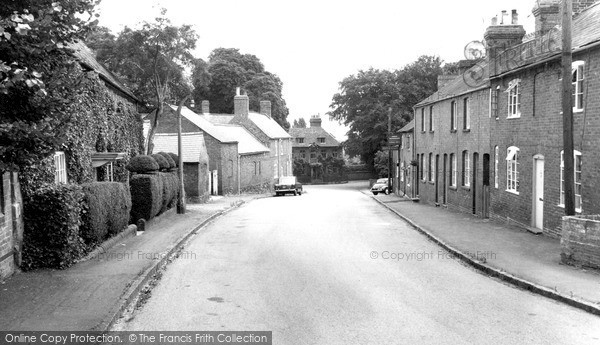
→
(371, 178, 390, 195)
(274, 176, 303, 196)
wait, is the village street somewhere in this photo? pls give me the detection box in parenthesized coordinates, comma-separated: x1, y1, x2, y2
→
(114, 182, 600, 344)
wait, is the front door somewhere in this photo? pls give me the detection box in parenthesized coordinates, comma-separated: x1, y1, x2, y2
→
(534, 158, 545, 230)
(482, 154, 490, 218)
(442, 154, 447, 205)
(472, 152, 479, 215)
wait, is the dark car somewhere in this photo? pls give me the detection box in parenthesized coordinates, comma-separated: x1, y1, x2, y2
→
(274, 176, 303, 196)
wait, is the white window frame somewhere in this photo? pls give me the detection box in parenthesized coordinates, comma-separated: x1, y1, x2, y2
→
(421, 154, 427, 182)
(429, 153, 435, 182)
(572, 61, 585, 113)
(54, 151, 67, 184)
(463, 97, 470, 130)
(429, 106, 434, 132)
(462, 151, 470, 187)
(560, 150, 582, 212)
(421, 108, 425, 132)
(400, 162, 404, 182)
(506, 146, 519, 194)
(450, 154, 457, 187)
(507, 79, 521, 118)
(451, 101, 457, 131)
(494, 146, 499, 189)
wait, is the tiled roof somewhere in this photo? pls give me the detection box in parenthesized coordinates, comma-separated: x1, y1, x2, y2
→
(69, 41, 139, 102)
(248, 112, 291, 139)
(153, 132, 207, 163)
(289, 126, 341, 148)
(168, 105, 269, 155)
(398, 119, 414, 133)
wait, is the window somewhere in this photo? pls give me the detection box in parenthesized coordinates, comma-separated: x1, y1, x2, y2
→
(310, 153, 316, 159)
(429, 153, 434, 182)
(429, 106, 434, 132)
(490, 87, 499, 119)
(450, 101, 457, 131)
(450, 153, 457, 187)
(318, 137, 326, 144)
(462, 151, 470, 187)
(259, 161, 262, 175)
(406, 135, 411, 150)
(400, 162, 405, 182)
(54, 151, 67, 184)
(421, 108, 425, 132)
(560, 150, 582, 212)
(507, 79, 521, 118)
(494, 146, 499, 188)
(296, 138, 304, 144)
(572, 61, 585, 112)
(274, 162, 278, 178)
(254, 162, 258, 175)
(506, 146, 519, 193)
(421, 154, 426, 181)
(463, 98, 470, 130)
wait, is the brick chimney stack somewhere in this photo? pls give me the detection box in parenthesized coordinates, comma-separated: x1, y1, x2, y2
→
(201, 100, 210, 114)
(260, 100, 272, 118)
(533, 0, 560, 37)
(233, 87, 249, 117)
(484, 9, 526, 74)
(310, 115, 322, 128)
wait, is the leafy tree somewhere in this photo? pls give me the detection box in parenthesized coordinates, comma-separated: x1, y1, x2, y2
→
(88, 11, 198, 154)
(293, 117, 307, 128)
(329, 56, 444, 164)
(0, 0, 99, 171)
(192, 48, 290, 130)
(373, 150, 390, 177)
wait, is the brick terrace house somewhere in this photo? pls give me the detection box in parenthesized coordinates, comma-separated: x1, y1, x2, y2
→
(153, 104, 270, 195)
(394, 120, 414, 197)
(412, 0, 600, 238)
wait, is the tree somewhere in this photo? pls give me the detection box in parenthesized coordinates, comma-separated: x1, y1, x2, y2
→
(329, 56, 444, 164)
(293, 117, 307, 128)
(192, 48, 290, 130)
(0, 0, 100, 171)
(373, 150, 389, 177)
(88, 11, 198, 154)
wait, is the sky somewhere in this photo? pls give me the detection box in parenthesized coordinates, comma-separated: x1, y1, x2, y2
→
(96, 0, 538, 141)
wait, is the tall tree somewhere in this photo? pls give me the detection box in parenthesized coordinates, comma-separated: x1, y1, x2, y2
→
(329, 56, 444, 164)
(192, 48, 290, 130)
(294, 117, 307, 128)
(88, 11, 198, 154)
(0, 0, 99, 171)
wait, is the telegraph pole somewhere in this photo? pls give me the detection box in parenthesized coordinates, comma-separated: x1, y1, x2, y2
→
(176, 96, 190, 214)
(562, 0, 575, 215)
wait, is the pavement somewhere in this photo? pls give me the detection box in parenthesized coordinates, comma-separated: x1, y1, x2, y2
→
(366, 189, 600, 316)
(0, 194, 266, 331)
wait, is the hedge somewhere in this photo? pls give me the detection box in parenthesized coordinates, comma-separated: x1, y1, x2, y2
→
(158, 172, 179, 213)
(127, 155, 159, 174)
(158, 151, 176, 169)
(151, 153, 170, 171)
(130, 174, 162, 223)
(21, 183, 86, 270)
(168, 152, 179, 167)
(80, 182, 132, 244)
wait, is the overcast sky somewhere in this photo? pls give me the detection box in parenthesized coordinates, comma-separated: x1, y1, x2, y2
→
(96, 0, 538, 140)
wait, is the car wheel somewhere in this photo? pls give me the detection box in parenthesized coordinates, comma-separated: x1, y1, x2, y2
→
(373, 192, 378, 195)
(298, 191, 302, 195)
(385, 188, 390, 195)
(293, 190, 298, 196)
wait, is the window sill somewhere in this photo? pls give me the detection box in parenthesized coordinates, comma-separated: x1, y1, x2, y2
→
(507, 115, 521, 119)
(428, 181, 435, 185)
(557, 204, 583, 213)
(461, 186, 470, 191)
(573, 108, 584, 114)
(506, 189, 520, 195)
(450, 129, 457, 133)
(463, 129, 470, 132)
(449, 186, 457, 191)
(429, 131, 435, 133)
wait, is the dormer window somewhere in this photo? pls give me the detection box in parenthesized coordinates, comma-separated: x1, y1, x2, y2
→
(318, 137, 325, 144)
(507, 79, 521, 118)
(296, 138, 304, 144)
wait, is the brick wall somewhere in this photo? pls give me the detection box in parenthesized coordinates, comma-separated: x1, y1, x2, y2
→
(489, 48, 600, 237)
(240, 153, 273, 189)
(561, 215, 600, 269)
(415, 88, 491, 216)
(0, 172, 23, 280)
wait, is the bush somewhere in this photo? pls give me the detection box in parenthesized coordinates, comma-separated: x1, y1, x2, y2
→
(80, 182, 132, 244)
(158, 151, 176, 169)
(126, 155, 159, 173)
(158, 172, 179, 213)
(168, 152, 179, 167)
(151, 153, 170, 171)
(130, 174, 163, 223)
(21, 183, 86, 270)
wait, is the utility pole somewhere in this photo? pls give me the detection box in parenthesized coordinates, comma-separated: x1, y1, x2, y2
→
(176, 96, 190, 214)
(387, 107, 392, 193)
(562, 0, 575, 215)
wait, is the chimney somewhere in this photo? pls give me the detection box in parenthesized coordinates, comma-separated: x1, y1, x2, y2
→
(233, 87, 249, 117)
(574, 0, 598, 17)
(437, 75, 457, 89)
(309, 114, 322, 128)
(533, 0, 560, 37)
(260, 100, 272, 118)
(201, 100, 210, 114)
(458, 60, 477, 75)
(484, 9, 526, 72)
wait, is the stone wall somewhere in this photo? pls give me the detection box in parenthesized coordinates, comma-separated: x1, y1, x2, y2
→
(561, 215, 600, 269)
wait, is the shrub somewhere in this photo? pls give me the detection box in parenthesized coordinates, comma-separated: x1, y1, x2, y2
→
(21, 183, 86, 270)
(130, 174, 163, 223)
(158, 172, 179, 213)
(126, 155, 159, 174)
(151, 153, 170, 171)
(80, 182, 132, 244)
(158, 151, 176, 169)
(168, 152, 179, 167)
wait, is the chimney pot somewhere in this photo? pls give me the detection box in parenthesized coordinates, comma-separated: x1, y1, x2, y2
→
(511, 10, 518, 24)
(501, 10, 507, 24)
(234, 88, 249, 117)
(201, 100, 210, 114)
(491, 16, 498, 26)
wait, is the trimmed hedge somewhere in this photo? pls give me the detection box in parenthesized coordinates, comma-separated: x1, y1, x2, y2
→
(151, 153, 170, 171)
(126, 155, 159, 173)
(168, 152, 179, 167)
(159, 172, 179, 213)
(80, 182, 132, 244)
(158, 151, 176, 169)
(22, 183, 86, 270)
(130, 174, 162, 223)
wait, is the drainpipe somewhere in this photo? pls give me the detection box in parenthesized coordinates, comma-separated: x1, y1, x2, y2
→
(238, 154, 241, 195)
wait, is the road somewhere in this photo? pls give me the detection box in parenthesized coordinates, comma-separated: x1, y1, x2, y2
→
(115, 182, 600, 344)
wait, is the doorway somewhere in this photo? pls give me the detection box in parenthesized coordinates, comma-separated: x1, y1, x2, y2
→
(533, 156, 545, 230)
(435, 154, 440, 204)
(442, 154, 447, 205)
(472, 152, 479, 215)
(482, 154, 490, 218)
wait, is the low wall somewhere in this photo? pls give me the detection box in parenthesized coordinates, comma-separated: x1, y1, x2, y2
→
(561, 215, 600, 269)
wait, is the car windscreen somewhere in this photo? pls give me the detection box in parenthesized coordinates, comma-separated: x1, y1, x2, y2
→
(278, 177, 296, 185)
(377, 179, 388, 184)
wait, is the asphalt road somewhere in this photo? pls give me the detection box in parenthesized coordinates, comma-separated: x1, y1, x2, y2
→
(115, 181, 600, 344)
